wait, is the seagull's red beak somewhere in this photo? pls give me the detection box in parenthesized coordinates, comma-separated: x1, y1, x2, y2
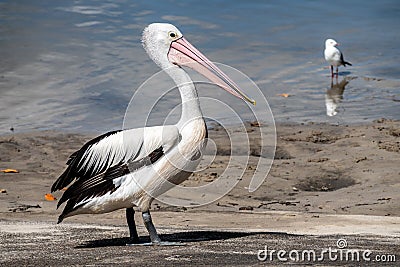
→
(168, 37, 256, 105)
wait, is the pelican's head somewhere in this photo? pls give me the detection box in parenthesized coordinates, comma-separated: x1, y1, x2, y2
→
(325, 38, 339, 48)
(142, 23, 184, 68)
(142, 23, 256, 105)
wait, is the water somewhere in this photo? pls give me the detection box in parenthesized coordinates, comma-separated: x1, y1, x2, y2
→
(1, 0, 399, 134)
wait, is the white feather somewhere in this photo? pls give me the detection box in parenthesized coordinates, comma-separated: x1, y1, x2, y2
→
(76, 126, 179, 175)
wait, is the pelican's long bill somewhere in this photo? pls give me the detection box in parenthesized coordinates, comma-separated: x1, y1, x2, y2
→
(168, 37, 256, 105)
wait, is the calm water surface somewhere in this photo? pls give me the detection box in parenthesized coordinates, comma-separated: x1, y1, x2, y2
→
(0, 0, 399, 134)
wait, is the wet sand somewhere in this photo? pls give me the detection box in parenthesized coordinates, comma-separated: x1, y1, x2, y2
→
(0, 119, 399, 265)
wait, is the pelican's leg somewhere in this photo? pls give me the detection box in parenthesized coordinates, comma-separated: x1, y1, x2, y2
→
(142, 211, 161, 243)
(126, 208, 140, 244)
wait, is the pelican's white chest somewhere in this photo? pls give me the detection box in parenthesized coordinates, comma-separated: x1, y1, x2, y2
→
(177, 118, 207, 164)
(132, 119, 207, 210)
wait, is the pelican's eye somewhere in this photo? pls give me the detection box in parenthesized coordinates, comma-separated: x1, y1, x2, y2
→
(169, 31, 177, 39)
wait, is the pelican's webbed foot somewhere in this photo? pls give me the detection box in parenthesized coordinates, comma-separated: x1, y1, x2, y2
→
(133, 210, 184, 246)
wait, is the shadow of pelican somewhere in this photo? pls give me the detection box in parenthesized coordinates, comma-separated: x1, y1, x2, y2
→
(76, 230, 298, 248)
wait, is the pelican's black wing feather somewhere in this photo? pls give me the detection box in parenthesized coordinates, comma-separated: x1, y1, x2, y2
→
(57, 146, 164, 223)
(51, 130, 122, 192)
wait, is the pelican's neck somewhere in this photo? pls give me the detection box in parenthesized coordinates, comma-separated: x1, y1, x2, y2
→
(165, 67, 203, 129)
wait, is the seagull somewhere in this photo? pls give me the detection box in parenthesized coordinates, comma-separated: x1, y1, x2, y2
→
(324, 38, 352, 77)
(51, 23, 256, 245)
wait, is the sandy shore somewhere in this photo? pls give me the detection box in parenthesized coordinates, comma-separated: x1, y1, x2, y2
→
(1, 119, 399, 265)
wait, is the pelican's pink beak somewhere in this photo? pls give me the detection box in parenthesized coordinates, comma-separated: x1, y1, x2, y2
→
(167, 37, 256, 105)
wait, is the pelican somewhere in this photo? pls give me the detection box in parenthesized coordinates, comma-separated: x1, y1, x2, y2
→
(51, 23, 255, 245)
(324, 38, 352, 77)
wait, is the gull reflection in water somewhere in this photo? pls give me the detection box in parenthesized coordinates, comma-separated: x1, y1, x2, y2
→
(325, 77, 350, 116)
